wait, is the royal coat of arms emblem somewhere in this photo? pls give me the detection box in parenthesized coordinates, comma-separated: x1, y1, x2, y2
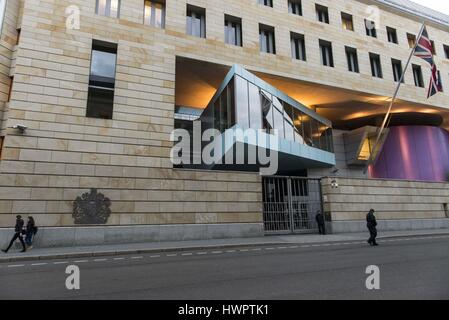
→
(73, 188, 111, 225)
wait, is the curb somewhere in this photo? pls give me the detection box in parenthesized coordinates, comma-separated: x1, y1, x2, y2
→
(1, 232, 449, 263)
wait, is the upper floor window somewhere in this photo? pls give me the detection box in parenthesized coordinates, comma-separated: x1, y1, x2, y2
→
(345, 46, 359, 73)
(96, 0, 120, 18)
(0, 0, 6, 35)
(288, 0, 302, 16)
(444, 45, 449, 59)
(407, 33, 416, 48)
(259, 24, 276, 54)
(392, 59, 403, 83)
(259, 0, 273, 7)
(370, 53, 383, 78)
(365, 19, 377, 38)
(319, 40, 334, 67)
(144, 0, 165, 29)
(225, 15, 242, 47)
(86, 40, 117, 119)
(430, 40, 436, 55)
(316, 5, 329, 24)
(412, 64, 424, 88)
(387, 27, 398, 44)
(341, 12, 354, 31)
(187, 4, 206, 38)
(291, 32, 306, 61)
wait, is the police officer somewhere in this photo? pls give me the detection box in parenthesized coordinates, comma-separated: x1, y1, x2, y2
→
(2, 215, 26, 253)
(366, 209, 379, 246)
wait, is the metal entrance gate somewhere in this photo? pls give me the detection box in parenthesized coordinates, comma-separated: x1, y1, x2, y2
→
(262, 177, 323, 234)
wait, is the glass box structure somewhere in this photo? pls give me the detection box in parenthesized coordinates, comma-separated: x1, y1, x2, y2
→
(185, 65, 336, 174)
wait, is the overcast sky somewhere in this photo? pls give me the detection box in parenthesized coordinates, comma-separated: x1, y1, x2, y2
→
(411, 0, 449, 15)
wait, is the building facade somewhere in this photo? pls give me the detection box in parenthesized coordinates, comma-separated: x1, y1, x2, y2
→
(1, 0, 449, 246)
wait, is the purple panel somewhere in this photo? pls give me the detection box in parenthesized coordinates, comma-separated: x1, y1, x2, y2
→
(370, 126, 449, 182)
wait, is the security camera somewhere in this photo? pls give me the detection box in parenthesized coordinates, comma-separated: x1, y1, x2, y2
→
(330, 179, 339, 189)
(10, 124, 28, 133)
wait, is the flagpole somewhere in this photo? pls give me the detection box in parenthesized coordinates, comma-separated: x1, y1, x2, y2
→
(363, 22, 426, 175)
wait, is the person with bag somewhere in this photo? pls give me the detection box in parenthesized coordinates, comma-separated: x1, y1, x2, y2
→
(1, 215, 26, 253)
(366, 209, 379, 246)
(25, 216, 37, 249)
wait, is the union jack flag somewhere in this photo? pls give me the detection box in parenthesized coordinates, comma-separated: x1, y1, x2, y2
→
(414, 26, 443, 98)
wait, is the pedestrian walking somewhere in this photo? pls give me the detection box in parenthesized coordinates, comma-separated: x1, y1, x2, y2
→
(315, 210, 326, 235)
(366, 209, 379, 246)
(1, 215, 26, 253)
(25, 216, 37, 249)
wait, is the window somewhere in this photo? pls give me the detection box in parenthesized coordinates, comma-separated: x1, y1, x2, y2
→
(412, 64, 424, 88)
(392, 59, 403, 83)
(345, 47, 359, 73)
(0, 0, 6, 35)
(7, 76, 13, 102)
(291, 32, 306, 61)
(86, 40, 117, 119)
(407, 33, 416, 48)
(96, 0, 120, 18)
(341, 12, 354, 31)
(387, 27, 398, 44)
(370, 53, 383, 78)
(444, 45, 449, 59)
(186, 5, 206, 38)
(365, 19, 377, 38)
(224, 15, 242, 47)
(144, 0, 165, 29)
(319, 40, 334, 67)
(316, 5, 329, 24)
(259, 24, 275, 54)
(288, 0, 302, 16)
(258, 0, 273, 7)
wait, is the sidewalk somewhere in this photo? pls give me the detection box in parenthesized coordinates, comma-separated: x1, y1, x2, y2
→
(1, 228, 449, 263)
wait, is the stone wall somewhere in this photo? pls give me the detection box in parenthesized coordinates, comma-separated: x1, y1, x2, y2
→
(322, 177, 449, 232)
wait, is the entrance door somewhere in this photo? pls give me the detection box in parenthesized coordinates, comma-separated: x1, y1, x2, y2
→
(262, 177, 323, 234)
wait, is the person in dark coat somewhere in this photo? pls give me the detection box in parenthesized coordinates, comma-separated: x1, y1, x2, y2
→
(2, 215, 26, 253)
(25, 216, 37, 249)
(366, 209, 379, 246)
(315, 210, 326, 235)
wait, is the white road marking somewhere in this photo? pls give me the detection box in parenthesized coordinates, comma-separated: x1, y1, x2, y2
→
(131, 256, 143, 260)
(196, 252, 208, 255)
(181, 253, 193, 256)
(226, 250, 237, 253)
(74, 260, 88, 263)
(166, 254, 177, 257)
(150, 255, 161, 258)
(212, 251, 223, 254)
(31, 263, 47, 266)
(8, 264, 25, 268)
(265, 247, 275, 250)
(94, 258, 107, 262)
(251, 248, 262, 251)
(239, 249, 249, 252)
(53, 261, 69, 265)
(113, 257, 125, 261)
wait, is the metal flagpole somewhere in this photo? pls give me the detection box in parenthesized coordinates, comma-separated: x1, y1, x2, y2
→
(363, 22, 426, 175)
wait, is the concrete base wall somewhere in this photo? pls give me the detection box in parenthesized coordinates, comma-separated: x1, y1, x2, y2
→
(0, 223, 264, 249)
(328, 219, 449, 234)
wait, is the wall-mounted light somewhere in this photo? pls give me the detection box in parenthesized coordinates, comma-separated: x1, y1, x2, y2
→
(330, 179, 339, 189)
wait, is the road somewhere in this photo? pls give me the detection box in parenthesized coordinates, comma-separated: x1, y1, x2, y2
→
(1, 235, 449, 300)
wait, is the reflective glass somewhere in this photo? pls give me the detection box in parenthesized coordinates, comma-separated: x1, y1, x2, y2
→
(235, 76, 249, 128)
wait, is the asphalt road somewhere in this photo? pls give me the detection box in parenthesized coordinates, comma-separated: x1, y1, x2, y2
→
(1, 235, 449, 300)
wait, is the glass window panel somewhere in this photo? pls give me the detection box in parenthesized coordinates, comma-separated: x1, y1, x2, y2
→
(91, 50, 117, 79)
(302, 114, 313, 146)
(273, 108, 284, 139)
(248, 83, 262, 130)
(0, 0, 7, 35)
(86, 87, 114, 119)
(235, 76, 250, 129)
(261, 90, 273, 133)
(228, 79, 236, 127)
(293, 109, 305, 144)
(220, 89, 228, 132)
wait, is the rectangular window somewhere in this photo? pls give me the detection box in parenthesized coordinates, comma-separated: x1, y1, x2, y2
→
(258, 0, 273, 7)
(407, 33, 416, 48)
(319, 40, 334, 67)
(86, 40, 117, 119)
(365, 19, 377, 38)
(144, 0, 165, 29)
(96, 0, 120, 18)
(370, 53, 383, 78)
(224, 15, 242, 47)
(288, 0, 302, 16)
(412, 64, 424, 88)
(392, 59, 403, 83)
(186, 4, 206, 38)
(291, 32, 306, 61)
(345, 46, 359, 73)
(430, 40, 436, 55)
(444, 45, 449, 59)
(0, 0, 6, 35)
(387, 27, 398, 44)
(316, 5, 329, 24)
(341, 12, 354, 31)
(259, 24, 276, 54)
